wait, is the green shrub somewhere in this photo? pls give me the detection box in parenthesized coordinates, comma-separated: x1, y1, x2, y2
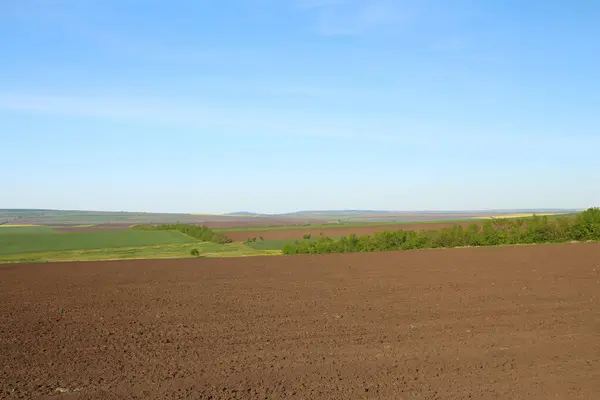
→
(572, 207, 600, 241)
(282, 209, 598, 255)
(213, 233, 233, 244)
(190, 248, 200, 257)
(133, 223, 233, 244)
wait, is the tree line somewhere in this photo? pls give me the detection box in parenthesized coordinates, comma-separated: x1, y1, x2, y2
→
(283, 208, 600, 255)
(132, 223, 232, 244)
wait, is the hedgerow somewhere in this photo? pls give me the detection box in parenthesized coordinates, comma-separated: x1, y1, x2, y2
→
(132, 223, 232, 244)
(283, 208, 600, 255)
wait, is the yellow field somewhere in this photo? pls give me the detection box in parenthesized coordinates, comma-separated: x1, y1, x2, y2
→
(0, 224, 41, 228)
(191, 214, 257, 218)
(475, 213, 562, 220)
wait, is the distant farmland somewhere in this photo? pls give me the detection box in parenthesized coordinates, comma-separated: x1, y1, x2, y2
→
(0, 208, 580, 229)
(0, 225, 277, 263)
(0, 227, 194, 256)
(0, 208, 583, 264)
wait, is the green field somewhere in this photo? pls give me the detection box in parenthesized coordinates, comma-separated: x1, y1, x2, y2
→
(0, 242, 279, 264)
(0, 228, 194, 256)
(244, 239, 301, 251)
(0, 225, 279, 263)
(244, 238, 326, 251)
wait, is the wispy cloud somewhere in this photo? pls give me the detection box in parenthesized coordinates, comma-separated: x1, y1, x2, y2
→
(298, 0, 417, 36)
(0, 92, 431, 144)
(2, 92, 588, 151)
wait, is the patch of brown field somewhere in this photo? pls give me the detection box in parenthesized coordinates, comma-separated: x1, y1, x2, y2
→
(53, 225, 131, 232)
(201, 217, 326, 229)
(225, 221, 477, 241)
(2, 243, 600, 399)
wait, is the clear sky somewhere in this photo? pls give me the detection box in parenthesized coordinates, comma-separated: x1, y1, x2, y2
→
(1, 0, 599, 214)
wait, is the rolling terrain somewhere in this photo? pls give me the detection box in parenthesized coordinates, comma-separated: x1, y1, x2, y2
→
(0, 208, 577, 228)
(0, 209, 585, 264)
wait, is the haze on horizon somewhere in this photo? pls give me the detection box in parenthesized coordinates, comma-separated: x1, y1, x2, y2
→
(1, 1, 599, 214)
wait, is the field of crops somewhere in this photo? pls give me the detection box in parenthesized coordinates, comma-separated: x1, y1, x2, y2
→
(0, 242, 277, 264)
(244, 238, 313, 251)
(0, 224, 282, 263)
(0, 226, 194, 256)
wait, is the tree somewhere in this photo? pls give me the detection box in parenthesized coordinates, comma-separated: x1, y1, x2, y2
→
(572, 207, 600, 240)
(281, 210, 600, 256)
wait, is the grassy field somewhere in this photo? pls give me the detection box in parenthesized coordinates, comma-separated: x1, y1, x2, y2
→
(0, 242, 279, 264)
(245, 239, 304, 251)
(0, 225, 279, 263)
(0, 228, 195, 256)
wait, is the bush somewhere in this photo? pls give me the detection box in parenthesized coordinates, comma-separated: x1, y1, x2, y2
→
(303, 234, 312, 240)
(132, 223, 233, 244)
(213, 233, 233, 244)
(572, 207, 600, 241)
(283, 243, 298, 255)
(190, 248, 200, 257)
(282, 209, 599, 255)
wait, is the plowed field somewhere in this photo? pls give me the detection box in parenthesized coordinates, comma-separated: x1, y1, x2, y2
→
(2, 243, 600, 399)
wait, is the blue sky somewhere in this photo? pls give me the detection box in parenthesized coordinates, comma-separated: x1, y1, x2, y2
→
(1, 0, 599, 213)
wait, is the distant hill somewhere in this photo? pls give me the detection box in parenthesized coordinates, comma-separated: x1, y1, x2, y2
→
(0, 208, 582, 227)
(286, 210, 395, 216)
(225, 212, 263, 216)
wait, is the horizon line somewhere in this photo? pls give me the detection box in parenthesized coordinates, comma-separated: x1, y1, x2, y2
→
(0, 207, 586, 216)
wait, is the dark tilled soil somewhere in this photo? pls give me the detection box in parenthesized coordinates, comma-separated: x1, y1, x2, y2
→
(201, 218, 328, 229)
(52, 226, 131, 232)
(225, 222, 477, 241)
(1, 243, 600, 399)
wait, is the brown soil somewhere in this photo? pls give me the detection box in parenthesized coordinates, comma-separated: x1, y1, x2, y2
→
(225, 222, 477, 241)
(53, 225, 131, 232)
(201, 218, 328, 229)
(2, 243, 600, 399)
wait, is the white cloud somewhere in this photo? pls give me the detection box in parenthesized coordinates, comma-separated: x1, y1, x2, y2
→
(2, 92, 594, 150)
